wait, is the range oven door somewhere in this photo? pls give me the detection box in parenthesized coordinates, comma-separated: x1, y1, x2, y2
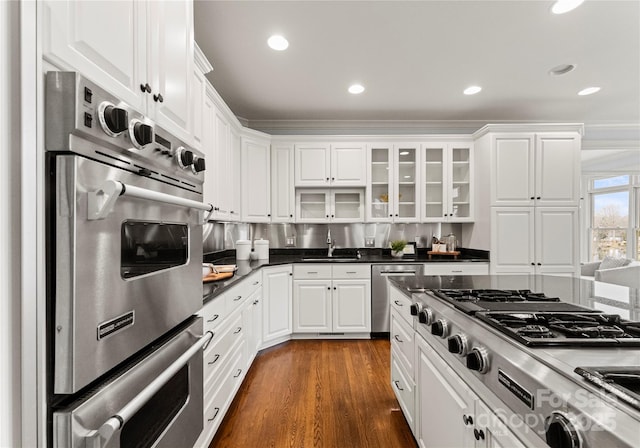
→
(53, 317, 209, 448)
(51, 154, 204, 394)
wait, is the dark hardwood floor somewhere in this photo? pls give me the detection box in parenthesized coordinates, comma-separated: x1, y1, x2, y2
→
(210, 339, 417, 448)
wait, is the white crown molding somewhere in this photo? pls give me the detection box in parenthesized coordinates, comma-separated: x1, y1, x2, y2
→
(472, 123, 585, 139)
(194, 42, 213, 74)
(270, 133, 473, 143)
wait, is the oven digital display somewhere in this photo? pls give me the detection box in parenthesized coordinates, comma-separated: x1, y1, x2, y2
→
(155, 134, 171, 150)
(121, 221, 188, 279)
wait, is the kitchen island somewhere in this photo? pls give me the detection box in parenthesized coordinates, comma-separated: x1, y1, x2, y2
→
(388, 275, 640, 448)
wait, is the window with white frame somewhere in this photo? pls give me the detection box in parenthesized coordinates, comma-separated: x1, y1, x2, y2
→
(586, 174, 640, 261)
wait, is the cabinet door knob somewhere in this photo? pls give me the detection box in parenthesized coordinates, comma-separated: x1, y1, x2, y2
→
(326, 177, 329, 181)
(327, 287, 331, 290)
(153, 93, 164, 103)
(331, 177, 335, 181)
(140, 83, 151, 93)
(537, 262, 542, 266)
(537, 196, 541, 200)
(530, 196, 535, 200)
(531, 262, 535, 266)
(290, 214, 293, 218)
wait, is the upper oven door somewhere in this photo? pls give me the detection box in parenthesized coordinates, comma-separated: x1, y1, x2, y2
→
(52, 154, 203, 394)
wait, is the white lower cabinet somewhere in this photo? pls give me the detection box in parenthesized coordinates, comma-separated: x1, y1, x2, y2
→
(293, 264, 371, 334)
(416, 336, 526, 448)
(195, 273, 261, 448)
(391, 351, 416, 432)
(262, 265, 293, 346)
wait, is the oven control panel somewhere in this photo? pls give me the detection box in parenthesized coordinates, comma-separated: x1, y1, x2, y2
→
(45, 72, 205, 193)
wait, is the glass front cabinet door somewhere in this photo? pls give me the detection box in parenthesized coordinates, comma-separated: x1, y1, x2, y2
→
(422, 142, 473, 222)
(366, 143, 420, 222)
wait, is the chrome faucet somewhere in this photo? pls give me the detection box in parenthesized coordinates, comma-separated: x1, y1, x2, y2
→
(327, 228, 335, 257)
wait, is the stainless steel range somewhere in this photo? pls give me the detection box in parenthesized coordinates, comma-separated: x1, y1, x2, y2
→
(399, 275, 640, 448)
(46, 72, 213, 448)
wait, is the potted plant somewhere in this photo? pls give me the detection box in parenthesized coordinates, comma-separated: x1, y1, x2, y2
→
(390, 240, 407, 258)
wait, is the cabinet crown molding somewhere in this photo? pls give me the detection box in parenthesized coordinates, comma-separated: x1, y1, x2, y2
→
(472, 123, 584, 139)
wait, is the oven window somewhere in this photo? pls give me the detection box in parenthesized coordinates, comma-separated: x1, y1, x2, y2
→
(121, 221, 188, 279)
(120, 365, 189, 448)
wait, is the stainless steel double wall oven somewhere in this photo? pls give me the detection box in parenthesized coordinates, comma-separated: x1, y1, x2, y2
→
(46, 72, 212, 448)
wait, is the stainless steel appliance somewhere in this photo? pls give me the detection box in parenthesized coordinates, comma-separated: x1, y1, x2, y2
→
(397, 275, 640, 448)
(371, 264, 422, 334)
(46, 72, 213, 447)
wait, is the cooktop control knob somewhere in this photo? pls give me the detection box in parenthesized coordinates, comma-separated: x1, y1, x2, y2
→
(431, 319, 449, 338)
(466, 347, 489, 374)
(447, 334, 469, 356)
(410, 302, 423, 316)
(98, 102, 128, 136)
(175, 147, 194, 169)
(545, 412, 581, 448)
(192, 156, 206, 173)
(129, 120, 153, 148)
(418, 308, 433, 326)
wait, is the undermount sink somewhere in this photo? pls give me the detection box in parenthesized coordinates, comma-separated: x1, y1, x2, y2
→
(302, 257, 360, 262)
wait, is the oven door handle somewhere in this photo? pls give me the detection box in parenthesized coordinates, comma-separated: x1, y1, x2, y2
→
(86, 330, 214, 448)
(88, 179, 214, 222)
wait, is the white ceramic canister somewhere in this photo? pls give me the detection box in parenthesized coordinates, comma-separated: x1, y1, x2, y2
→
(254, 239, 270, 260)
(236, 240, 251, 260)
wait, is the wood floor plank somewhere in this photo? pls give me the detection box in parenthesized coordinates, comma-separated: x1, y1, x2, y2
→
(210, 339, 417, 448)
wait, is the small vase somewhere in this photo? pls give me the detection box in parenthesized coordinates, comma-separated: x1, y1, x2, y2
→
(391, 250, 404, 258)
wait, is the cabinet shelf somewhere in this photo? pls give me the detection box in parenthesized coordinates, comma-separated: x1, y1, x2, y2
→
(371, 162, 389, 165)
(371, 182, 390, 185)
(424, 161, 443, 165)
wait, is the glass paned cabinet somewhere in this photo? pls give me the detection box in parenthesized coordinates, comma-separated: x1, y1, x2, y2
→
(422, 142, 473, 222)
(366, 144, 420, 222)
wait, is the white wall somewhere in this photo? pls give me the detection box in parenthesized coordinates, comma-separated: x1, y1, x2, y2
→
(1, 1, 22, 446)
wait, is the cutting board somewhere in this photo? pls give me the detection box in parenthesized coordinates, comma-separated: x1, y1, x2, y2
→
(203, 271, 234, 283)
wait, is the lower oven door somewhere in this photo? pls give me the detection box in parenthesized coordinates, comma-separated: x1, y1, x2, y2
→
(51, 154, 204, 394)
(53, 317, 208, 448)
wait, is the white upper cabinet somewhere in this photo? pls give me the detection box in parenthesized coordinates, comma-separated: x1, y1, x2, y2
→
(242, 135, 271, 222)
(491, 132, 580, 207)
(214, 108, 231, 219)
(296, 189, 364, 223)
(201, 89, 216, 208)
(42, 0, 194, 142)
(229, 129, 242, 221)
(191, 44, 213, 150)
(422, 142, 473, 222)
(42, 0, 148, 111)
(271, 144, 295, 223)
(366, 143, 420, 223)
(295, 143, 366, 187)
(147, 0, 194, 142)
(490, 207, 579, 276)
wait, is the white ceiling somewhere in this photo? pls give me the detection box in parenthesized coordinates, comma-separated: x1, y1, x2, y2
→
(194, 1, 640, 136)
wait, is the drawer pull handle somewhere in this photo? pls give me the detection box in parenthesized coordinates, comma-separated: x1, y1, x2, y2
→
(394, 300, 403, 307)
(208, 354, 220, 365)
(207, 407, 220, 422)
(346, 271, 357, 274)
(307, 271, 318, 274)
(463, 414, 473, 425)
(233, 369, 242, 378)
(393, 380, 404, 391)
(394, 334, 403, 343)
(474, 429, 485, 441)
(207, 314, 219, 323)
(451, 270, 463, 273)
(234, 327, 242, 334)
(234, 295, 242, 301)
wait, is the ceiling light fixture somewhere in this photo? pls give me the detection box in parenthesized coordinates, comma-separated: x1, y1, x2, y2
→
(348, 84, 365, 94)
(548, 64, 576, 76)
(463, 86, 482, 95)
(551, 0, 585, 14)
(578, 87, 601, 96)
(267, 35, 289, 51)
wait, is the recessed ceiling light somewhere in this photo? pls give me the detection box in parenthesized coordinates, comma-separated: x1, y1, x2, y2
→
(549, 64, 576, 76)
(551, 0, 585, 14)
(348, 84, 365, 94)
(578, 87, 601, 96)
(267, 35, 289, 51)
(463, 86, 482, 95)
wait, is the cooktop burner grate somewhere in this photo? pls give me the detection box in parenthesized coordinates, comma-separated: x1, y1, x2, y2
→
(476, 312, 640, 346)
(433, 289, 561, 303)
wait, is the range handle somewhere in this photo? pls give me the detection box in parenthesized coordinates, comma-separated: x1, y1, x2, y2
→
(379, 270, 418, 276)
(88, 179, 214, 222)
(85, 331, 213, 448)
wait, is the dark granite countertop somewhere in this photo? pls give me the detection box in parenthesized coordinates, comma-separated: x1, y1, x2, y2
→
(202, 247, 489, 304)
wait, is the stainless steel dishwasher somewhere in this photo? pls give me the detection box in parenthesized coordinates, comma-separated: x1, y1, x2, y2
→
(371, 264, 423, 335)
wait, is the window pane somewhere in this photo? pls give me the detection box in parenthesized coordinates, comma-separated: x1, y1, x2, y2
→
(592, 191, 629, 228)
(591, 229, 628, 260)
(593, 175, 630, 189)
